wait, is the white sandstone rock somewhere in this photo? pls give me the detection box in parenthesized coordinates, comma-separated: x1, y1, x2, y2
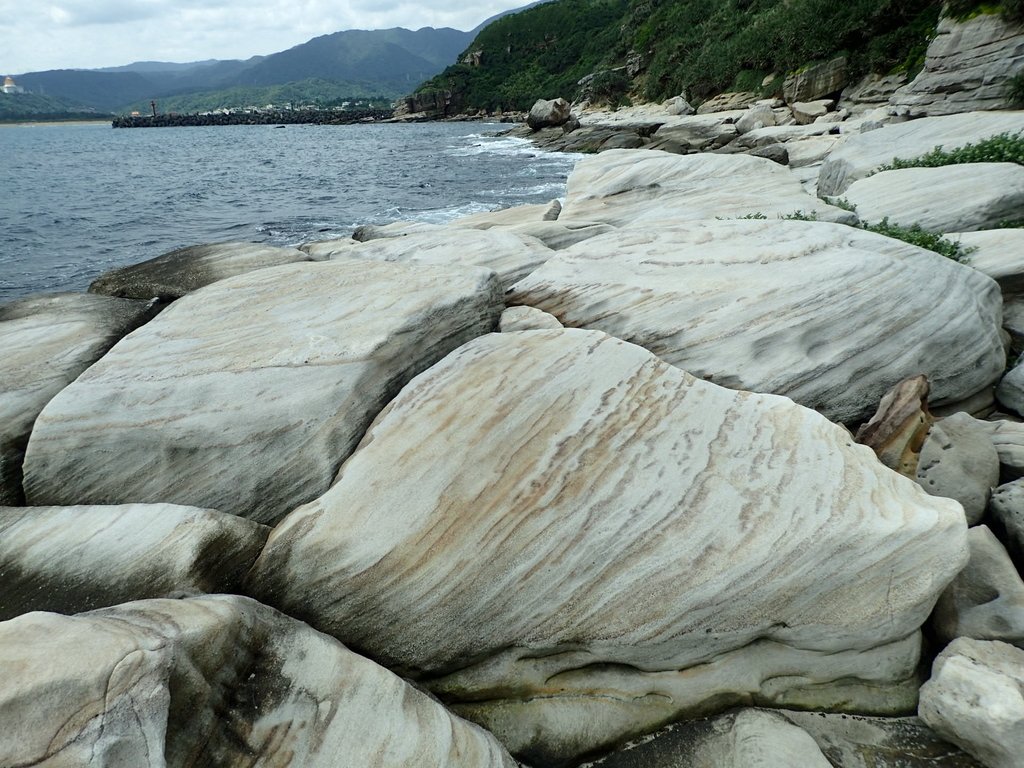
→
(792, 99, 833, 124)
(248, 329, 968, 765)
(957, 228, 1024, 292)
(0, 503, 267, 620)
(88, 241, 314, 300)
(528, 97, 572, 130)
(919, 638, 1024, 768)
(0, 293, 153, 505)
(0, 595, 517, 768)
(453, 200, 562, 228)
(557, 150, 856, 227)
(989, 479, 1024, 561)
(998, 361, 1024, 415)
(890, 13, 1024, 117)
(650, 112, 746, 151)
(818, 111, 1024, 196)
(499, 306, 563, 332)
(299, 236, 363, 259)
(338, 228, 553, 290)
(932, 525, 1024, 646)
(508, 220, 1004, 423)
(23, 260, 502, 524)
(736, 104, 778, 134)
(844, 163, 1024, 232)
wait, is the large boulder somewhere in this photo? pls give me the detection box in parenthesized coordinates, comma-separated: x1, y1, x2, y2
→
(839, 72, 909, 115)
(22, 260, 502, 524)
(0, 595, 517, 767)
(335, 227, 553, 290)
(919, 638, 1024, 768)
(508, 220, 1004, 424)
(957, 228, 1024, 292)
(989, 478, 1024, 561)
(915, 412, 1000, 524)
(843, 163, 1024, 232)
(650, 111, 745, 151)
(784, 57, 848, 104)
(817, 111, 1024, 196)
(890, 12, 1024, 118)
(556, 150, 856, 228)
(0, 503, 268, 621)
(528, 97, 572, 130)
(736, 104, 778, 134)
(248, 329, 968, 765)
(932, 525, 1024, 646)
(89, 241, 314, 301)
(0, 293, 154, 506)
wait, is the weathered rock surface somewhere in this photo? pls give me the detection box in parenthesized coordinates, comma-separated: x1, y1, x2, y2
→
(582, 709, 832, 767)
(0, 595, 517, 768)
(23, 260, 502, 524)
(784, 57, 848, 104)
(997, 361, 1024, 415)
(916, 412, 1000, 524)
(249, 328, 968, 765)
(528, 97, 572, 130)
(890, 12, 1024, 117)
(696, 92, 759, 114)
(88, 241, 314, 300)
(844, 163, 1024, 233)
(793, 99, 833, 125)
(919, 638, 1024, 768)
(299, 236, 364, 259)
(584, 709, 981, 768)
(817, 111, 1024, 196)
(779, 710, 984, 768)
(736, 104, 777, 134)
(332, 227, 553, 290)
(499, 220, 617, 250)
(957, 228, 1024, 293)
(988, 479, 1024, 562)
(663, 95, 695, 116)
(351, 220, 442, 241)
(969, 417, 1024, 478)
(508, 221, 1004, 424)
(0, 293, 154, 506)
(650, 111, 745, 151)
(839, 72, 908, 114)
(855, 375, 933, 478)
(932, 525, 1024, 646)
(499, 305, 563, 332)
(557, 150, 856, 228)
(0, 503, 268, 620)
(453, 200, 562, 228)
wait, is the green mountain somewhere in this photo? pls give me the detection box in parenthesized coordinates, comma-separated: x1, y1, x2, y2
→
(0, 91, 108, 122)
(413, 0, 949, 112)
(11, 25, 480, 114)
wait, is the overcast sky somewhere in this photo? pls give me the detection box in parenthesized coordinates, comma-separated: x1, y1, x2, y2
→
(1, 0, 532, 74)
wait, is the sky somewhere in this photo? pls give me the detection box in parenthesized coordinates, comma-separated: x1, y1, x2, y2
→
(0, 0, 533, 74)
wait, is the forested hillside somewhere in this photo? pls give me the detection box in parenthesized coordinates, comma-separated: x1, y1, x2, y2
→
(414, 0, 1019, 112)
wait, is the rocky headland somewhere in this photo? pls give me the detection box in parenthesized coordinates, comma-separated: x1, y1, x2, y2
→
(3, 9, 1024, 768)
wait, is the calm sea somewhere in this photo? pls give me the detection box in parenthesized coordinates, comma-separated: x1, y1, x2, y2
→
(0, 121, 580, 302)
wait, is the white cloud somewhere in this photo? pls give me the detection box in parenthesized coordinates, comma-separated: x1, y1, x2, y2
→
(0, 0, 533, 74)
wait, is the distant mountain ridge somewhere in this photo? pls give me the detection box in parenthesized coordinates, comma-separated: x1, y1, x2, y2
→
(9, 25, 476, 113)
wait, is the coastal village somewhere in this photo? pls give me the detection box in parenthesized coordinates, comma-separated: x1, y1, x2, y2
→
(3, 4, 1024, 768)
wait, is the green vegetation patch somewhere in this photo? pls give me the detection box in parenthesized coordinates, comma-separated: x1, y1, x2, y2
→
(876, 132, 1024, 172)
(860, 218, 971, 261)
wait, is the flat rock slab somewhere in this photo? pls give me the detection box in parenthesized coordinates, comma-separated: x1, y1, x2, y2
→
(919, 638, 1024, 768)
(956, 228, 1024, 292)
(88, 241, 314, 301)
(338, 227, 553, 290)
(508, 220, 1004, 424)
(248, 329, 967, 765)
(844, 163, 1024, 232)
(0, 292, 154, 506)
(0, 595, 517, 768)
(0, 503, 268, 620)
(818, 111, 1024, 196)
(23, 260, 502, 524)
(557, 149, 856, 227)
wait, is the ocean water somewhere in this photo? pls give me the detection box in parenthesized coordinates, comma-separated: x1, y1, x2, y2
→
(0, 121, 581, 302)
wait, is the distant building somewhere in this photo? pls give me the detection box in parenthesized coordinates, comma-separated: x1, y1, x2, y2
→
(2, 76, 25, 94)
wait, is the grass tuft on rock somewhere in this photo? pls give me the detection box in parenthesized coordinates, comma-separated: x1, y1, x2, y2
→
(876, 132, 1024, 172)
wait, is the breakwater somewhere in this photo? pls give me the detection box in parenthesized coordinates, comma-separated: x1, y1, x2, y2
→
(112, 108, 394, 128)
